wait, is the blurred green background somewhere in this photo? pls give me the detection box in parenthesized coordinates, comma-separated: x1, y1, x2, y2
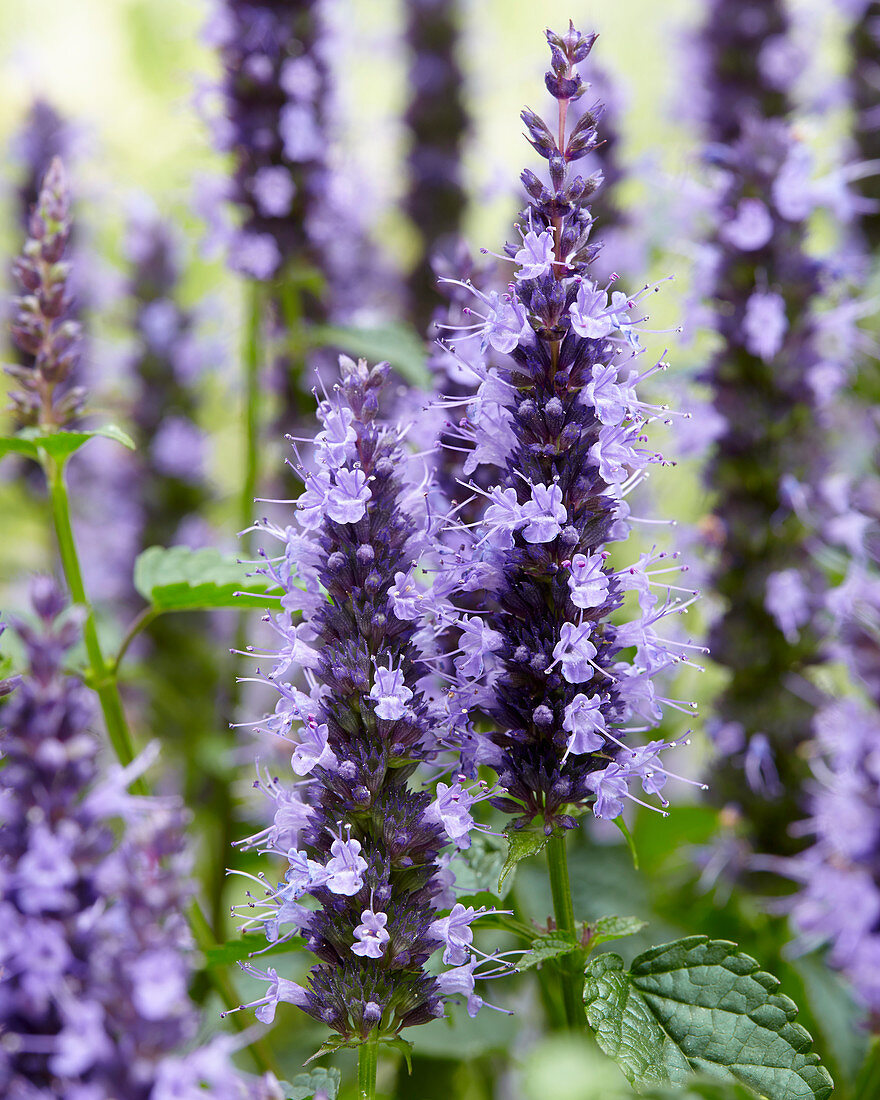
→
(0, 1, 865, 1097)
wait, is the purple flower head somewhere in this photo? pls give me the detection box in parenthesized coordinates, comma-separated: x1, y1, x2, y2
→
(369, 660, 414, 720)
(743, 289, 788, 361)
(568, 552, 610, 608)
(430, 27, 697, 833)
(351, 908, 390, 959)
(562, 693, 608, 757)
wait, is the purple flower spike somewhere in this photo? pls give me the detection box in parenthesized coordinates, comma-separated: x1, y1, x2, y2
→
(431, 26, 701, 832)
(234, 356, 509, 1043)
(0, 581, 269, 1097)
(6, 158, 85, 429)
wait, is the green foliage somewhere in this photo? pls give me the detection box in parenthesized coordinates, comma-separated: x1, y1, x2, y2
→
(133, 545, 276, 612)
(498, 827, 551, 892)
(589, 915, 649, 950)
(0, 424, 135, 463)
(309, 322, 429, 387)
(583, 937, 833, 1100)
(519, 916, 647, 972)
(449, 833, 509, 899)
(283, 1067, 341, 1099)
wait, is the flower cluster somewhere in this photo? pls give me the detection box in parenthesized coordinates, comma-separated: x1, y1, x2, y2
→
(430, 25, 700, 832)
(5, 157, 85, 429)
(0, 579, 268, 1098)
(404, 0, 468, 333)
(695, 1, 846, 855)
(233, 356, 505, 1038)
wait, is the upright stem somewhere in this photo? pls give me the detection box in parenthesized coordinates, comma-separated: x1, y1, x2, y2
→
(358, 1033, 379, 1100)
(239, 280, 263, 551)
(546, 830, 584, 1029)
(855, 1036, 880, 1100)
(42, 450, 145, 795)
(42, 448, 279, 1074)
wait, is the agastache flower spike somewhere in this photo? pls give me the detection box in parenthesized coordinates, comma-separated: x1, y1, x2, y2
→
(5, 157, 85, 429)
(433, 25, 701, 832)
(844, 0, 880, 250)
(234, 356, 507, 1045)
(696, 0, 844, 856)
(0, 580, 269, 1098)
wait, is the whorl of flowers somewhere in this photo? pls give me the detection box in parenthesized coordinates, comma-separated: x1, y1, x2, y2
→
(5, 157, 85, 430)
(404, 0, 468, 334)
(697, 5, 844, 853)
(847, 0, 880, 250)
(206, 0, 330, 283)
(0, 579, 265, 1098)
(433, 25, 701, 832)
(233, 355, 505, 1038)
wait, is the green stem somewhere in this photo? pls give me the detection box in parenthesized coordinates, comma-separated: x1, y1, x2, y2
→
(187, 901, 280, 1079)
(42, 451, 145, 795)
(41, 451, 276, 1075)
(546, 830, 584, 1029)
(112, 605, 160, 671)
(358, 1033, 379, 1100)
(239, 280, 263, 550)
(855, 1036, 880, 1100)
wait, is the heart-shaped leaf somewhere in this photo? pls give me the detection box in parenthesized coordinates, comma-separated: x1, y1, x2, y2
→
(498, 826, 551, 891)
(583, 937, 833, 1100)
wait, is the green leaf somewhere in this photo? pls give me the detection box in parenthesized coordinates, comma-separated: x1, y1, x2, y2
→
(0, 423, 135, 463)
(450, 832, 509, 898)
(309, 322, 429, 387)
(303, 1035, 356, 1066)
(519, 933, 581, 971)
(381, 1036, 414, 1074)
(133, 545, 276, 612)
(583, 937, 833, 1100)
(588, 915, 648, 951)
(613, 817, 640, 870)
(498, 827, 551, 892)
(284, 1067, 341, 1099)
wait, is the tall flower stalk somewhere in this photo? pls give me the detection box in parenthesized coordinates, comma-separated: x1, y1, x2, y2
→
(0, 580, 274, 1098)
(404, 0, 468, 334)
(231, 356, 508, 1093)
(696, 0, 839, 855)
(433, 25, 700, 1028)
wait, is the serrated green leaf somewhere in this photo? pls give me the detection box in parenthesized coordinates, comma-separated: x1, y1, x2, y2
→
(285, 1067, 341, 1099)
(583, 937, 834, 1100)
(0, 423, 135, 463)
(519, 933, 581, 971)
(498, 827, 551, 892)
(303, 1035, 356, 1066)
(588, 915, 648, 950)
(309, 322, 429, 387)
(133, 545, 276, 612)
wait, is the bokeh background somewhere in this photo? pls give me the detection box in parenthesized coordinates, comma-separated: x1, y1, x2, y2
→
(0, 1, 871, 1098)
